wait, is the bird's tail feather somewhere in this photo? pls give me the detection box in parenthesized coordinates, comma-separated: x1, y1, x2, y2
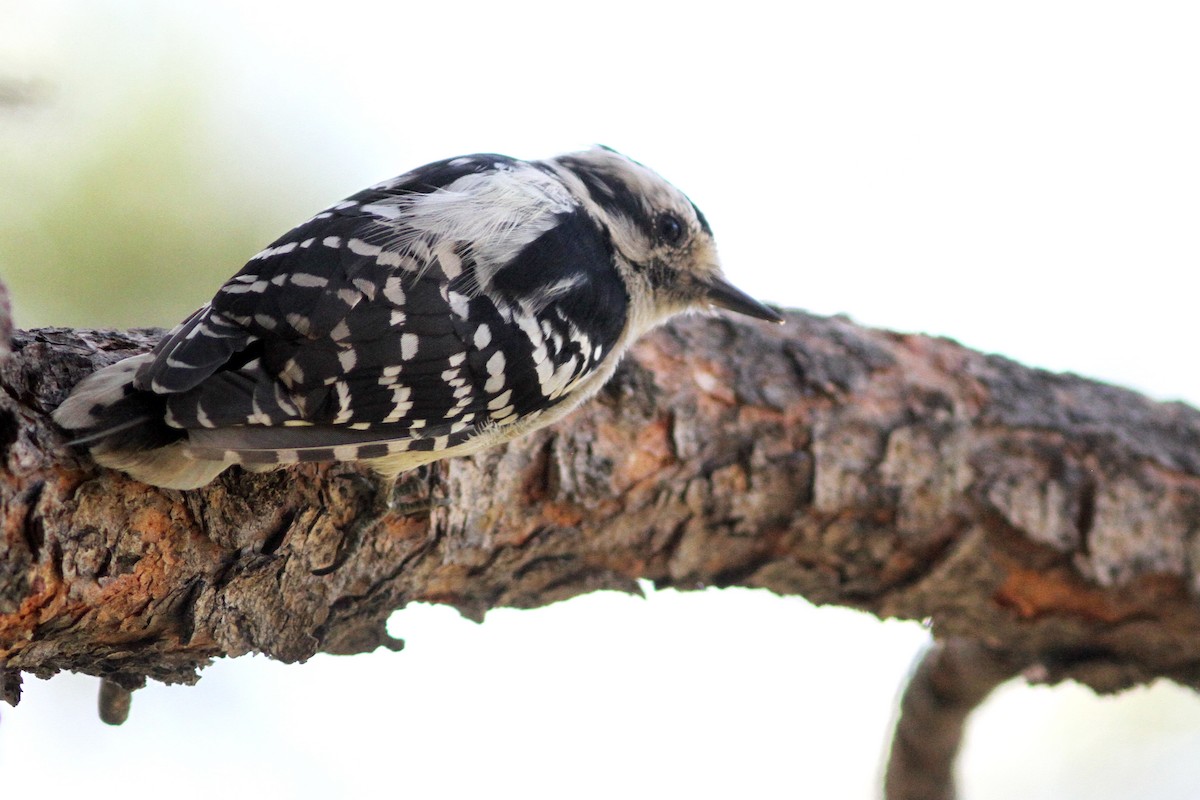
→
(53, 353, 227, 489)
(54, 354, 166, 445)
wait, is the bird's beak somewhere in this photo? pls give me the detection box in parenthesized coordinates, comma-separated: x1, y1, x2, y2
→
(702, 275, 785, 323)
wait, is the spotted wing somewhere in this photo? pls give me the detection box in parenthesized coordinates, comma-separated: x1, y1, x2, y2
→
(129, 159, 628, 464)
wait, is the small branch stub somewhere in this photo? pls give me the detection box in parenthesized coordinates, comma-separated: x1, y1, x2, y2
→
(98, 679, 133, 726)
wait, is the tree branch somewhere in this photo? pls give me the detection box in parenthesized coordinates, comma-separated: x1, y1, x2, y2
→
(883, 639, 1024, 800)
(4, 312, 1200, 796)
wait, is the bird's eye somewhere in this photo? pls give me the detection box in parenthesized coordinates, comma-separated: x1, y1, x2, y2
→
(656, 213, 686, 246)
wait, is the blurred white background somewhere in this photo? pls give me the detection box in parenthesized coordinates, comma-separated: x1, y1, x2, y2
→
(3, 2, 1200, 798)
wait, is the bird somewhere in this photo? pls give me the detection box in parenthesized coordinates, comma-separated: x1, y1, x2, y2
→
(53, 147, 782, 489)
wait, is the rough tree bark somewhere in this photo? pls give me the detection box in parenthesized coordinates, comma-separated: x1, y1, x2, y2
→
(4, 309, 1200, 798)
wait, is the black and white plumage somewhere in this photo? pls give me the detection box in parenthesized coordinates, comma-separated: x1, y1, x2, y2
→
(54, 148, 782, 489)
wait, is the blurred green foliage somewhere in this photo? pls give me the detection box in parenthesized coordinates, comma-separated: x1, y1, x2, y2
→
(0, 85, 310, 330)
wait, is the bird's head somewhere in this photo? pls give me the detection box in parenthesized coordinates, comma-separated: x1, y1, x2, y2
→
(546, 147, 783, 333)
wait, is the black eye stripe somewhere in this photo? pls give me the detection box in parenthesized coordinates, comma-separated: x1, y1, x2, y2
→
(554, 155, 709, 251)
(555, 157, 664, 240)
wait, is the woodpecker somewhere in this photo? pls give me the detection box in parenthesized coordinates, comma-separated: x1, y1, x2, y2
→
(54, 147, 782, 489)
